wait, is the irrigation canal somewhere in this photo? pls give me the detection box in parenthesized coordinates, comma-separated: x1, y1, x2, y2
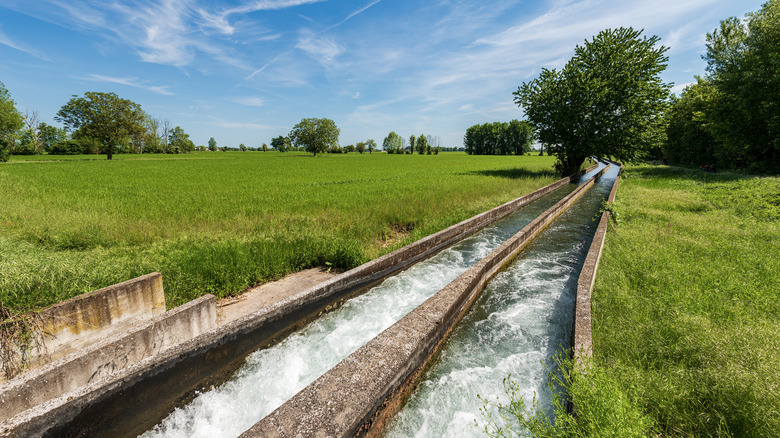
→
(140, 163, 612, 438)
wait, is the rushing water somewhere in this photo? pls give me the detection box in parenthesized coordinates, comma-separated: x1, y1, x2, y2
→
(140, 165, 606, 438)
(384, 165, 619, 438)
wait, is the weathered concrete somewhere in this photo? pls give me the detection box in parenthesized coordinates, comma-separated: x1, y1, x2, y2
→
(241, 164, 610, 438)
(0, 167, 596, 438)
(571, 162, 621, 367)
(0, 293, 216, 428)
(31, 272, 166, 368)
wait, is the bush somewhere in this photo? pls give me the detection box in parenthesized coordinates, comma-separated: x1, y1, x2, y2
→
(0, 139, 10, 162)
(50, 140, 84, 155)
(11, 142, 38, 155)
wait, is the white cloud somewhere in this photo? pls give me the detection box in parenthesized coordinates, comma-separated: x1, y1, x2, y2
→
(228, 96, 265, 106)
(296, 34, 345, 66)
(81, 74, 174, 95)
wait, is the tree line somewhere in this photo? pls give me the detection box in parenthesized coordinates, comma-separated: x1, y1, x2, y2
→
(382, 131, 443, 154)
(463, 120, 535, 156)
(0, 89, 195, 161)
(664, 1, 779, 173)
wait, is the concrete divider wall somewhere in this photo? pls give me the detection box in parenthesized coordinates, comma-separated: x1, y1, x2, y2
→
(33, 272, 166, 364)
(571, 162, 621, 368)
(0, 293, 217, 432)
(241, 164, 610, 438)
(0, 167, 599, 438)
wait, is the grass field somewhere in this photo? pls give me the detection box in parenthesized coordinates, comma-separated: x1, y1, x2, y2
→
(0, 151, 558, 311)
(589, 165, 779, 437)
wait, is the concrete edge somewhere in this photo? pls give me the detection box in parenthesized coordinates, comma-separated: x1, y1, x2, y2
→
(240, 164, 610, 438)
(0, 294, 216, 428)
(0, 166, 597, 438)
(571, 162, 621, 366)
(33, 272, 166, 361)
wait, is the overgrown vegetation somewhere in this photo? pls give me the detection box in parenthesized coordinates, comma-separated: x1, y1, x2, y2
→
(0, 152, 557, 311)
(480, 356, 654, 438)
(0, 303, 44, 379)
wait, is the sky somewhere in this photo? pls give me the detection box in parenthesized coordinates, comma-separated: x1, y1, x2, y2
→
(0, 0, 767, 149)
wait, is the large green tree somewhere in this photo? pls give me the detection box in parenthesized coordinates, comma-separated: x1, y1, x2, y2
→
(0, 81, 23, 162)
(702, 1, 780, 171)
(55, 91, 145, 160)
(168, 126, 195, 153)
(271, 135, 290, 152)
(208, 137, 218, 151)
(289, 118, 340, 156)
(514, 27, 671, 174)
(382, 131, 402, 153)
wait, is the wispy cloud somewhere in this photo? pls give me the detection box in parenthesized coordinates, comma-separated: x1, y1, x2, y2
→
(81, 74, 174, 95)
(0, 26, 50, 60)
(297, 33, 344, 66)
(329, 0, 381, 29)
(227, 96, 265, 106)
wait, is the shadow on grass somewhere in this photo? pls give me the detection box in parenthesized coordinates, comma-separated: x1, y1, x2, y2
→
(627, 164, 756, 183)
(463, 168, 558, 179)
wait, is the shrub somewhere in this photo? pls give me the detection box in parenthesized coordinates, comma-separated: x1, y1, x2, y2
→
(50, 140, 84, 155)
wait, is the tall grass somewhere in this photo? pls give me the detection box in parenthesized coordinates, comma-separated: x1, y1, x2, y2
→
(0, 152, 557, 310)
(591, 165, 780, 437)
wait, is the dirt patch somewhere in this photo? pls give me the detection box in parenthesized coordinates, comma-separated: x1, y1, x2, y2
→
(217, 268, 336, 325)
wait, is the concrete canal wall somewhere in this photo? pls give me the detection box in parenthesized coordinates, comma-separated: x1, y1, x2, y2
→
(241, 165, 609, 438)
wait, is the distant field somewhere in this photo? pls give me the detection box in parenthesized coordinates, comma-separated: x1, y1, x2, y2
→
(591, 165, 779, 436)
(0, 151, 557, 310)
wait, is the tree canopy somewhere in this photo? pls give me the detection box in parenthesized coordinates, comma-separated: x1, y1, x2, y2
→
(464, 120, 535, 155)
(514, 27, 671, 174)
(289, 118, 340, 156)
(55, 91, 145, 160)
(0, 81, 23, 162)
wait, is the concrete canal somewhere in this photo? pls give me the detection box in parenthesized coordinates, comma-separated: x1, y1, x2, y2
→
(384, 164, 619, 437)
(140, 164, 608, 438)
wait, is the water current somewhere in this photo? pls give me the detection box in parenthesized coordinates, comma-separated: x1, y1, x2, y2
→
(384, 164, 619, 438)
(140, 164, 608, 438)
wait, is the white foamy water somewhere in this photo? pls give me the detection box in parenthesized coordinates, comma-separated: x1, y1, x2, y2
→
(384, 165, 619, 438)
(139, 175, 593, 438)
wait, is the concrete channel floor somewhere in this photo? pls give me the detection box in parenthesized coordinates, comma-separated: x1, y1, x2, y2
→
(217, 268, 336, 325)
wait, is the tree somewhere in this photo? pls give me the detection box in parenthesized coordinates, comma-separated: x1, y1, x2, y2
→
(366, 139, 377, 154)
(355, 142, 366, 153)
(38, 123, 67, 153)
(239, 143, 247, 151)
(168, 126, 194, 153)
(700, 1, 780, 171)
(409, 135, 416, 155)
(514, 27, 671, 174)
(289, 118, 340, 156)
(382, 132, 402, 153)
(271, 136, 290, 152)
(208, 137, 218, 151)
(55, 91, 145, 160)
(664, 79, 718, 165)
(416, 134, 428, 154)
(0, 81, 23, 162)
(262, 143, 269, 152)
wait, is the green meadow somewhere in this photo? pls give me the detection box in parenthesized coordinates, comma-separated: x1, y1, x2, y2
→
(0, 151, 557, 311)
(589, 165, 780, 437)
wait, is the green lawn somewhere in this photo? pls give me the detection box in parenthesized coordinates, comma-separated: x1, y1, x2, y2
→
(0, 151, 557, 310)
(591, 164, 779, 437)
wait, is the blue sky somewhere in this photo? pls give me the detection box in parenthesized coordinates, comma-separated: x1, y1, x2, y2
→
(0, 0, 766, 149)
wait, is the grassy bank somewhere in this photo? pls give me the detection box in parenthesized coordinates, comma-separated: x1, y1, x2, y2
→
(590, 165, 779, 436)
(0, 151, 557, 310)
